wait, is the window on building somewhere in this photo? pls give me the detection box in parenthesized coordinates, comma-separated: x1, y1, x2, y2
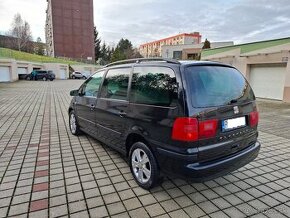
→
(100, 68, 130, 100)
(130, 66, 178, 107)
(187, 53, 199, 60)
(173, 51, 182, 59)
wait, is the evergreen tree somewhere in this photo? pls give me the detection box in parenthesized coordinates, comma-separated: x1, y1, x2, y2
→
(94, 27, 101, 61)
(202, 38, 211, 49)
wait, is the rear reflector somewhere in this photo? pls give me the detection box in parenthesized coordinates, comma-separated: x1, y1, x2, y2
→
(172, 118, 217, 142)
(250, 111, 259, 127)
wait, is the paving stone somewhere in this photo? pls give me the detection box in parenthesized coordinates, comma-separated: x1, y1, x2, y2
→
(29, 209, 48, 218)
(123, 197, 142, 210)
(87, 196, 104, 209)
(139, 194, 157, 206)
(169, 209, 190, 218)
(68, 200, 87, 214)
(184, 204, 206, 217)
(145, 203, 166, 217)
(129, 208, 149, 218)
(106, 202, 126, 215)
(89, 206, 108, 218)
(1, 81, 290, 218)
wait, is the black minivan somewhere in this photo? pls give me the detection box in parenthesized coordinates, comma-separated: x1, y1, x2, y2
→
(68, 58, 260, 189)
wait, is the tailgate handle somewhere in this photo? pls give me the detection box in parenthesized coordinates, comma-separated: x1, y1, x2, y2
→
(119, 111, 127, 117)
(90, 104, 95, 110)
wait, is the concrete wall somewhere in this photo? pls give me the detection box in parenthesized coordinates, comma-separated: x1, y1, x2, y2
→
(71, 65, 102, 76)
(0, 59, 100, 82)
(201, 45, 290, 103)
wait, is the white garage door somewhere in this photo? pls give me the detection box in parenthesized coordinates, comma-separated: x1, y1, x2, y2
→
(17, 67, 28, 75)
(0, 66, 10, 82)
(249, 65, 286, 100)
(60, 69, 67, 80)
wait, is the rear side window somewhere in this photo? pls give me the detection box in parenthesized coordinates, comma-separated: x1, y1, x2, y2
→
(130, 66, 178, 107)
(185, 66, 254, 107)
(100, 68, 130, 100)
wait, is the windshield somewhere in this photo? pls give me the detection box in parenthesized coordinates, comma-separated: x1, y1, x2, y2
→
(185, 65, 255, 108)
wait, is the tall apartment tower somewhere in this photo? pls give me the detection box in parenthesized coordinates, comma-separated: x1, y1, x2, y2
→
(45, 0, 95, 61)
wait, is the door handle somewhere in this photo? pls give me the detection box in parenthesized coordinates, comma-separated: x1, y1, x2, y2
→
(119, 111, 127, 117)
(90, 104, 95, 111)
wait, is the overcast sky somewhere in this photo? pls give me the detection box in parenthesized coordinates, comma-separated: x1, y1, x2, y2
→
(0, 0, 290, 47)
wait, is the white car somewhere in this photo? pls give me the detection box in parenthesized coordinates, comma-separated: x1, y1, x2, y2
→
(71, 71, 87, 79)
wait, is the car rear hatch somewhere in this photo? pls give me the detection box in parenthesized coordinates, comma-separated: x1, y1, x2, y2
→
(184, 64, 258, 162)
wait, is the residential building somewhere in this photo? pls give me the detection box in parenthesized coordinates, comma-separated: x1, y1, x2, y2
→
(139, 32, 202, 57)
(201, 37, 290, 103)
(161, 42, 234, 60)
(45, 0, 95, 61)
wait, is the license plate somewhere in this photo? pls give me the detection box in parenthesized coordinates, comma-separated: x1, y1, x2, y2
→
(222, 117, 246, 132)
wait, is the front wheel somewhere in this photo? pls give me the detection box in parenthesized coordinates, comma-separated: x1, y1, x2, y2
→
(69, 111, 81, 135)
(43, 77, 47, 81)
(129, 142, 160, 190)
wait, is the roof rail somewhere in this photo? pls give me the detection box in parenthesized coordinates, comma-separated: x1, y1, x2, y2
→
(104, 58, 180, 67)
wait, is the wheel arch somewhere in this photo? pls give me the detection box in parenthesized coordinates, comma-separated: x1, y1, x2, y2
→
(125, 133, 151, 157)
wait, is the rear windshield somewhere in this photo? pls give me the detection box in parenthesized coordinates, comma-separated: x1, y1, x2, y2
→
(185, 65, 255, 108)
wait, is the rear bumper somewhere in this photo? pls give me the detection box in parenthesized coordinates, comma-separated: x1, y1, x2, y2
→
(156, 141, 260, 181)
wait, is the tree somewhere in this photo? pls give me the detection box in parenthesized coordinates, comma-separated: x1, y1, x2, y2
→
(9, 13, 33, 52)
(202, 38, 211, 49)
(99, 42, 112, 65)
(35, 37, 45, 55)
(110, 38, 137, 62)
(94, 27, 101, 61)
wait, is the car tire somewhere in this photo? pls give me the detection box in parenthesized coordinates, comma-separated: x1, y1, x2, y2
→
(43, 77, 47, 81)
(69, 110, 81, 135)
(50, 78, 54, 81)
(72, 76, 75, 79)
(129, 142, 160, 190)
(83, 76, 87, 80)
(26, 76, 31, 81)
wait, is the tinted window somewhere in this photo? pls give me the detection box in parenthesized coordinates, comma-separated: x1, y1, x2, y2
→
(100, 68, 130, 100)
(185, 66, 255, 107)
(83, 70, 105, 97)
(130, 67, 178, 107)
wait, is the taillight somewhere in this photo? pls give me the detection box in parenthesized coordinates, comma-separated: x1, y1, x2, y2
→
(250, 111, 259, 127)
(172, 118, 198, 141)
(172, 118, 218, 142)
(199, 119, 218, 139)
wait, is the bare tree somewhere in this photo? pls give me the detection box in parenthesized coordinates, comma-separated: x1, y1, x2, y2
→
(9, 13, 33, 52)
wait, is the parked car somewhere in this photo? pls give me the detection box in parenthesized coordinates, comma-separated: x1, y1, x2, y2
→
(68, 58, 260, 189)
(26, 70, 55, 81)
(71, 71, 87, 79)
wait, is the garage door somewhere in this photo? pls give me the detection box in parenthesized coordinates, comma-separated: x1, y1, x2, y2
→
(249, 65, 286, 100)
(17, 67, 28, 75)
(60, 69, 67, 80)
(0, 66, 10, 82)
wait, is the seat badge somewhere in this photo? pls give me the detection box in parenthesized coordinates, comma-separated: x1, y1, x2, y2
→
(233, 106, 239, 114)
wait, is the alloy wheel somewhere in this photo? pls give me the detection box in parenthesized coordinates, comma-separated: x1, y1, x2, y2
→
(131, 148, 151, 184)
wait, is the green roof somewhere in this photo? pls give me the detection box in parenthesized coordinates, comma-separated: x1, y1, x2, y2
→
(0, 47, 91, 65)
(202, 37, 290, 57)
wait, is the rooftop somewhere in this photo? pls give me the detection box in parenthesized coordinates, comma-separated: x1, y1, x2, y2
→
(201, 37, 290, 57)
(140, 32, 201, 47)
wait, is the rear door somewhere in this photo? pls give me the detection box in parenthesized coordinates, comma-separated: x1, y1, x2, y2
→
(95, 67, 131, 152)
(184, 65, 256, 161)
(75, 70, 105, 135)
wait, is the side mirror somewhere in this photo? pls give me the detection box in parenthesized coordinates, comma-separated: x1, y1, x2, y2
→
(70, 89, 79, 96)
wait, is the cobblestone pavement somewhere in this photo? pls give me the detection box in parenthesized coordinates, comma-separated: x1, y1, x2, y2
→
(0, 80, 290, 218)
